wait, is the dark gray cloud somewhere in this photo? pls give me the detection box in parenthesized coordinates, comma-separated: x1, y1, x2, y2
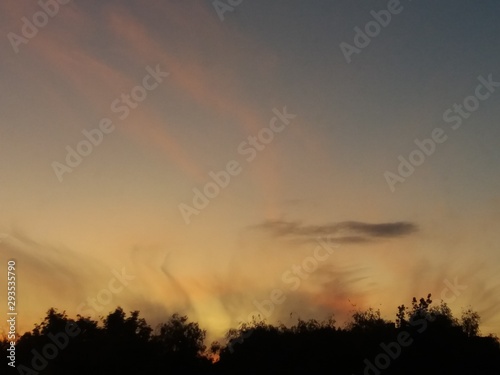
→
(254, 220, 417, 243)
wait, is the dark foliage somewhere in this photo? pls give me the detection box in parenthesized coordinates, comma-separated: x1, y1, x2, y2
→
(3, 296, 499, 374)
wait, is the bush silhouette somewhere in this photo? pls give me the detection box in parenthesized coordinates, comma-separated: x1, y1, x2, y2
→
(3, 296, 499, 374)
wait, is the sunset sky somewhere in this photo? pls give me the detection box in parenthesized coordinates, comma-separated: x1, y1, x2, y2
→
(1, 0, 499, 343)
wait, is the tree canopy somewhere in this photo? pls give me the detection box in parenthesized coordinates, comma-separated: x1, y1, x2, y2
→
(2, 295, 499, 374)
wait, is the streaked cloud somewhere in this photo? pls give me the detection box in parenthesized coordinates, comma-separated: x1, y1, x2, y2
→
(255, 219, 418, 243)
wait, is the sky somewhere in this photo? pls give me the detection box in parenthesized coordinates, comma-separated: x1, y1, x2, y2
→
(1, 0, 500, 344)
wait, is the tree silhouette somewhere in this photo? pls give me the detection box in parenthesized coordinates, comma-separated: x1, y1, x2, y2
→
(461, 307, 481, 337)
(151, 313, 211, 372)
(3, 297, 499, 374)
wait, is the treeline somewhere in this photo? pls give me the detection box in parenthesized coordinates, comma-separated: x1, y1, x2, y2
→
(2, 294, 500, 374)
